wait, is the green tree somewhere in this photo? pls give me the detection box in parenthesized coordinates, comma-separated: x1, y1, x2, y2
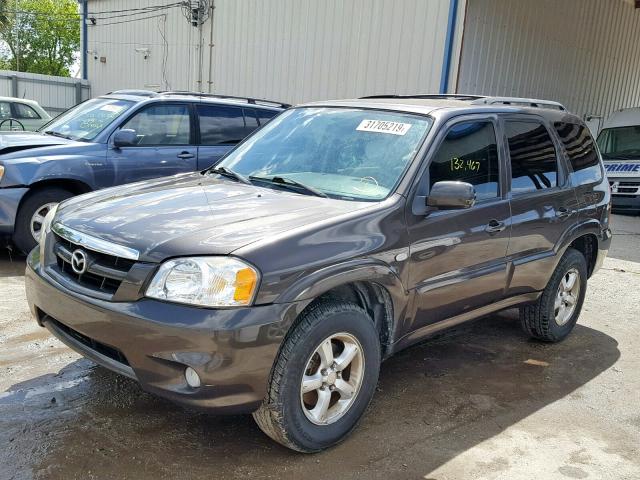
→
(0, 0, 80, 77)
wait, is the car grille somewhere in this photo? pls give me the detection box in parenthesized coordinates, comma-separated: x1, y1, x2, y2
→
(610, 180, 640, 196)
(50, 232, 136, 296)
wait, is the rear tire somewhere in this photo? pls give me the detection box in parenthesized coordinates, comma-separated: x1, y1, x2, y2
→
(520, 247, 588, 342)
(253, 300, 380, 452)
(12, 188, 73, 254)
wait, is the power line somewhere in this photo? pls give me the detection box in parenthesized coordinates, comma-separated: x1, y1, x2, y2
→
(88, 13, 169, 27)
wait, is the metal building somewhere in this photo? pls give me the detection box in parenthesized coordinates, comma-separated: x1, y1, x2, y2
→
(83, 0, 640, 124)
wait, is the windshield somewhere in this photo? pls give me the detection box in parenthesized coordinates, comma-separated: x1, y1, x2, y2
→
(41, 98, 134, 141)
(215, 107, 432, 201)
(597, 126, 640, 159)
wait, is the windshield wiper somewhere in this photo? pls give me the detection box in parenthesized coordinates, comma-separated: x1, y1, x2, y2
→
(44, 130, 72, 140)
(249, 175, 328, 198)
(207, 166, 252, 185)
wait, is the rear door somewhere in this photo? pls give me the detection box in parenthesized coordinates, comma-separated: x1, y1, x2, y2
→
(107, 102, 197, 185)
(196, 104, 260, 169)
(502, 115, 579, 296)
(406, 115, 511, 330)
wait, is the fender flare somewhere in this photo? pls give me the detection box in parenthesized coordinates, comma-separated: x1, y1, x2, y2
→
(276, 258, 410, 343)
(555, 218, 602, 255)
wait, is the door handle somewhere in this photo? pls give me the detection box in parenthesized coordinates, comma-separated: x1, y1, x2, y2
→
(177, 151, 195, 159)
(556, 206, 571, 218)
(485, 219, 506, 234)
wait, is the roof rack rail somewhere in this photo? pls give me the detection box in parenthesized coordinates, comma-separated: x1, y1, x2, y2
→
(360, 94, 485, 101)
(471, 96, 566, 111)
(158, 91, 291, 108)
(107, 89, 158, 97)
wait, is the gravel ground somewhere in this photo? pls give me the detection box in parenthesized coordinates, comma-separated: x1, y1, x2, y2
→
(0, 214, 638, 480)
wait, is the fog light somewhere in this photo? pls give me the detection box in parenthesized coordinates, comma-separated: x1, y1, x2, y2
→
(185, 367, 201, 388)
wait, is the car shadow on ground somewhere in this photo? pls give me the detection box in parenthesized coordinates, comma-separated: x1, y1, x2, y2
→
(0, 249, 26, 277)
(1, 312, 620, 480)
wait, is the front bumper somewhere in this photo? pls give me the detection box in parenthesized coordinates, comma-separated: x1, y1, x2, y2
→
(25, 250, 308, 414)
(610, 194, 640, 212)
(0, 187, 28, 234)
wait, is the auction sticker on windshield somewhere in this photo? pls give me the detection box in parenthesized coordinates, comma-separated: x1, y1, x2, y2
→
(356, 119, 412, 136)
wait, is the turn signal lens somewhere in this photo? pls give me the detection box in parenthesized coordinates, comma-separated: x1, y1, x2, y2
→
(234, 267, 258, 303)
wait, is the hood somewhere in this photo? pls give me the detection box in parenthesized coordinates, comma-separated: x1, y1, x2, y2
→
(55, 173, 371, 261)
(0, 131, 79, 156)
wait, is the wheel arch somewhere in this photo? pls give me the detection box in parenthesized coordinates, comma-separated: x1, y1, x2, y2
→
(17, 178, 92, 213)
(556, 219, 601, 278)
(277, 259, 409, 359)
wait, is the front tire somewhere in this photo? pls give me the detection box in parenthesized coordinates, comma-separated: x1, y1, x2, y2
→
(12, 188, 73, 254)
(520, 247, 588, 342)
(253, 300, 380, 452)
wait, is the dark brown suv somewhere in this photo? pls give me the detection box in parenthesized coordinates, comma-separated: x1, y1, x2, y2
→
(26, 94, 611, 452)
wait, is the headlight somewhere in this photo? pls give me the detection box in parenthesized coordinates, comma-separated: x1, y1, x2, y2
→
(146, 257, 259, 307)
(0, 165, 4, 182)
(38, 204, 58, 258)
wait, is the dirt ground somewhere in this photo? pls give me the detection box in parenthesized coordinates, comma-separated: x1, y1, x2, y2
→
(1, 214, 639, 480)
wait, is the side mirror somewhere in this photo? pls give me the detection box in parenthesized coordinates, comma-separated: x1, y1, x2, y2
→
(113, 129, 138, 148)
(427, 181, 476, 209)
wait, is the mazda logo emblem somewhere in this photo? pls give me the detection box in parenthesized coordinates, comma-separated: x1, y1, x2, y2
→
(71, 249, 88, 275)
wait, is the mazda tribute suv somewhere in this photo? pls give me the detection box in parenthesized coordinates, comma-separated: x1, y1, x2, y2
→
(26, 94, 611, 452)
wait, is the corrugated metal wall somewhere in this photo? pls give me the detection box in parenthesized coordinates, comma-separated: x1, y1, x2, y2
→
(0, 70, 90, 115)
(86, 0, 452, 102)
(457, 0, 640, 118)
(209, 0, 450, 102)
(86, 0, 202, 96)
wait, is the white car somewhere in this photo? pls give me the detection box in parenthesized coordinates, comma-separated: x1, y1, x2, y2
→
(0, 96, 52, 131)
(597, 107, 640, 213)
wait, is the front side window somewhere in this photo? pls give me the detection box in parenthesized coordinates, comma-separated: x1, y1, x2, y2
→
(429, 121, 500, 201)
(14, 103, 41, 119)
(216, 107, 432, 201)
(122, 104, 191, 146)
(554, 122, 602, 185)
(506, 120, 558, 194)
(42, 98, 134, 141)
(597, 126, 640, 160)
(197, 105, 248, 145)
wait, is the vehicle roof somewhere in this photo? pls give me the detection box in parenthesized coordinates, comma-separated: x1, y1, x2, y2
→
(602, 107, 640, 129)
(101, 90, 287, 110)
(302, 95, 582, 124)
(0, 96, 42, 107)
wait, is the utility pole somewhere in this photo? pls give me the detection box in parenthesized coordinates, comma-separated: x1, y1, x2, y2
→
(14, 0, 20, 71)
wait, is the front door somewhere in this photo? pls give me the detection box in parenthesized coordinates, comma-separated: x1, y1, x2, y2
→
(406, 116, 511, 333)
(107, 103, 198, 186)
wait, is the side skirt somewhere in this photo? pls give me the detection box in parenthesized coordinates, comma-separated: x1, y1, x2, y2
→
(390, 292, 541, 354)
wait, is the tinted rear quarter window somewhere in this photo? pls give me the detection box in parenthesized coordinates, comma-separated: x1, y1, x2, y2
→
(554, 122, 602, 185)
(505, 120, 558, 194)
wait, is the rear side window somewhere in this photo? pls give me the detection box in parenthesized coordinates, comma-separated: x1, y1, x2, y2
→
(257, 109, 279, 125)
(14, 103, 41, 119)
(505, 120, 558, 194)
(198, 105, 252, 145)
(0, 102, 11, 119)
(554, 122, 602, 184)
(429, 121, 500, 201)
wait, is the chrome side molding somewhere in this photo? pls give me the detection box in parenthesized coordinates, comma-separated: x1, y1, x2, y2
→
(51, 222, 140, 261)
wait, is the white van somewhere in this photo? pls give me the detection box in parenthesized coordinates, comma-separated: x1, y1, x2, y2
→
(597, 107, 640, 213)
